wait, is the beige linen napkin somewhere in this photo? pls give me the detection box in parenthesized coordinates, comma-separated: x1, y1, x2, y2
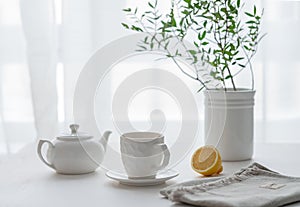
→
(161, 163, 300, 207)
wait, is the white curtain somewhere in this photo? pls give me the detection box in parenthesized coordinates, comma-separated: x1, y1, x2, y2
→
(0, 0, 299, 154)
(20, 0, 58, 141)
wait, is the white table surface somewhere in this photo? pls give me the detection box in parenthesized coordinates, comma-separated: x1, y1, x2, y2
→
(1, 142, 300, 207)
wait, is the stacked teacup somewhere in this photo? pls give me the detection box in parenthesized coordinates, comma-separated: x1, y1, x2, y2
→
(120, 132, 170, 179)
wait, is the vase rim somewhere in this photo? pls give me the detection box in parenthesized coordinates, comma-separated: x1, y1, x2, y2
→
(204, 88, 255, 93)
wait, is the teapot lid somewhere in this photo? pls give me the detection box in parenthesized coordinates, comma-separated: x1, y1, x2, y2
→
(57, 124, 93, 141)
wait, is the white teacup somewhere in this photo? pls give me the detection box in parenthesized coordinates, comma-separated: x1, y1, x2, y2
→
(120, 132, 170, 179)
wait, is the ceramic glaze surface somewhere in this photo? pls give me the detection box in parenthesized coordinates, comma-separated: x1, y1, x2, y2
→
(105, 169, 179, 186)
(37, 124, 112, 174)
(204, 89, 255, 161)
(120, 132, 170, 178)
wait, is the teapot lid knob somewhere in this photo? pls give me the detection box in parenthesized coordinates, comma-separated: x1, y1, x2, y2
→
(70, 124, 79, 135)
(57, 124, 92, 141)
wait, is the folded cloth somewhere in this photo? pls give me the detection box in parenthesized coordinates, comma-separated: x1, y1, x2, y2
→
(160, 163, 300, 207)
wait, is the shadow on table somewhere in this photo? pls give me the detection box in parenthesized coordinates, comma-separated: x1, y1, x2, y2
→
(45, 170, 101, 181)
(171, 203, 193, 207)
(105, 179, 177, 190)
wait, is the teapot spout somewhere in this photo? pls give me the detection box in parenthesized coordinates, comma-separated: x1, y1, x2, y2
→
(99, 131, 112, 152)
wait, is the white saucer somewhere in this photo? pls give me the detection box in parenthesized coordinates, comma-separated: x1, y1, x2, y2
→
(105, 170, 179, 186)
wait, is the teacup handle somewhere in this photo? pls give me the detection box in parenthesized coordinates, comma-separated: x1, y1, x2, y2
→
(37, 140, 56, 170)
(158, 143, 170, 170)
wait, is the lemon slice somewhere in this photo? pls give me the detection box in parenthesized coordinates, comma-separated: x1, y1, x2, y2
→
(191, 145, 223, 176)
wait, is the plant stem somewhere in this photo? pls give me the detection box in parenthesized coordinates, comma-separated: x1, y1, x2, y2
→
(123, 0, 264, 92)
(135, 12, 208, 89)
(225, 65, 236, 90)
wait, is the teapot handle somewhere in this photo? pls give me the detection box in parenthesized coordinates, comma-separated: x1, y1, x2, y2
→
(37, 140, 56, 170)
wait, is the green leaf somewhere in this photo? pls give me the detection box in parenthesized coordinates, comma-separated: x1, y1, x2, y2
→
(148, 2, 154, 8)
(225, 75, 232, 80)
(246, 20, 256, 24)
(147, 18, 154, 24)
(171, 15, 177, 27)
(244, 45, 250, 51)
(220, 8, 227, 13)
(210, 70, 218, 77)
(248, 26, 258, 29)
(143, 36, 148, 43)
(150, 42, 154, 49)
(184, 0, 192, 7)
(232, 51, 239, 56)
(182, 10, 190, 15)
(216, 76, 224, 81)
(224, 50, 232, 56)
(199, 31, 206, 40)
(121, 23, 129, 29)
(254, 6, 257, 16)
(188, 50, 197, 55)
(213, 49, 222, 54)
(123, 8, 131, 12)
(237, 0, 241, 8)
(213, 12, 223, 20)
(154, 15, 162, 20)
(137, 45, 147, 50)
(209, 62, 217, 67)
(202, 42, 209, 46)
(245, 12, 254, 17)
(131, 25, 143, 32)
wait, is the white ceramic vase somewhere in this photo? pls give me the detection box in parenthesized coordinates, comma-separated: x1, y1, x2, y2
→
(204, 89, 255, 161)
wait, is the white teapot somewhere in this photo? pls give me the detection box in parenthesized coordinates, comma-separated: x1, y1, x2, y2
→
(37, 124, 112, 175)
